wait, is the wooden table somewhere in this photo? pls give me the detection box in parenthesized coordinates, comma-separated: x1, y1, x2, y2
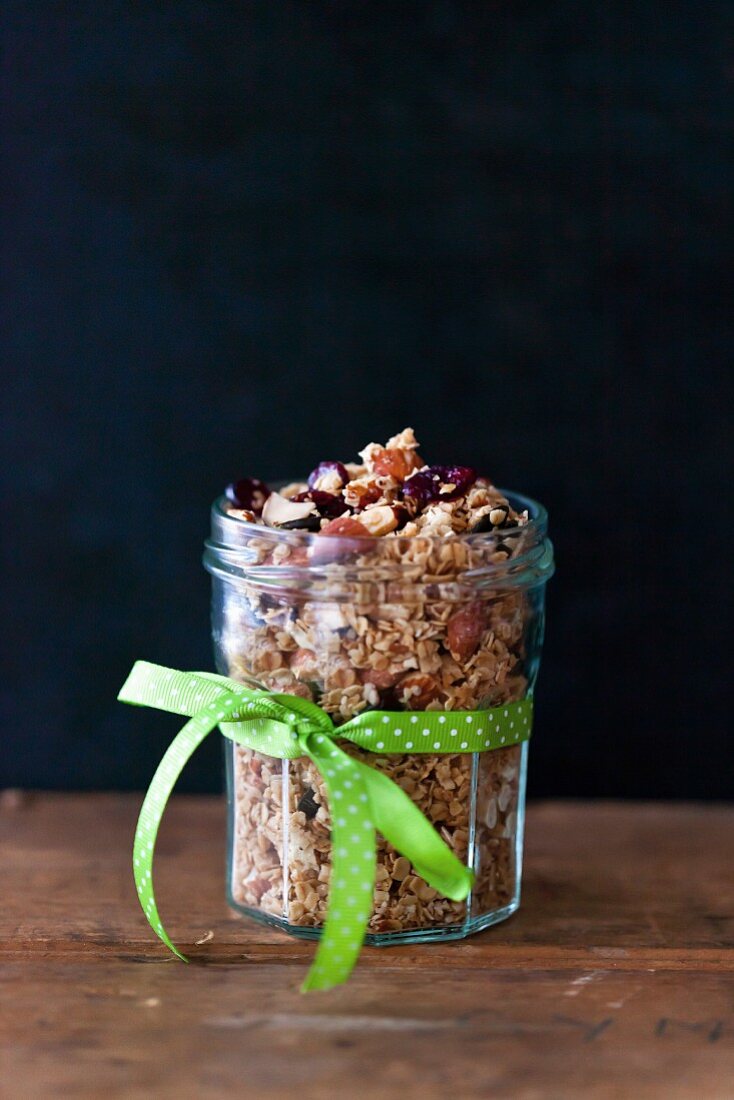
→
(1, 794, 732, 1098)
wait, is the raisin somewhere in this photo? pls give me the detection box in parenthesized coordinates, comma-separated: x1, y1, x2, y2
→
(225, 478, 271, 514)
(297, 787, 320, 820)
(291, 490, 349, 518)
(391, 503, 410, 529)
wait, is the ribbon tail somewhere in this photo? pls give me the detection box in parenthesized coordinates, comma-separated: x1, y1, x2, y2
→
(300, 736, 377, 992)
(351, 759, 474, 902)
(131, 710, 229, 961)
(121, 664, 263, 961)
(298, 740, 473, 991)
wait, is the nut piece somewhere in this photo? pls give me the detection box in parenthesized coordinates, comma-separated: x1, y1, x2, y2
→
(357, 505, 399, 536)
(371, 447, 423, 482)
(343, 475, 386, 510)
(484, 796, 498, 829)
(319, 516, 371, 538)
(309, 515, 372, 567)
(262, 492, 318, 527)
(396, 672, 440, 709)
(290, 648, 319, 681)
(385, 426, 420, 451)
(361, 667, 401, 690)
(446, 602, 487, 660)
(391, 856, 412, 881)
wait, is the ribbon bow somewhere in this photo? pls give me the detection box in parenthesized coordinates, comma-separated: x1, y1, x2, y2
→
(119, 661, 533, 991)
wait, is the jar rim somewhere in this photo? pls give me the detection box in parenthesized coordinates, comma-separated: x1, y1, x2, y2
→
(205, 488, 554, 593)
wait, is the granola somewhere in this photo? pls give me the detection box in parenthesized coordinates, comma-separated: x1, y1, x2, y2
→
(214, 429, 543, 938)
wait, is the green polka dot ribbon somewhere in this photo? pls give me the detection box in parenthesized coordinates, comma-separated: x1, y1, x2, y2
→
(118, 661, 533, 992)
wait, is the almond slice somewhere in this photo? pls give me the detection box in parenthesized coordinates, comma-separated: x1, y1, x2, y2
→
(262, 492, 318, 527)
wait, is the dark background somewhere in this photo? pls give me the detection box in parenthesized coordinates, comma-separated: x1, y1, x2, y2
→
(3, 2, 732, 798)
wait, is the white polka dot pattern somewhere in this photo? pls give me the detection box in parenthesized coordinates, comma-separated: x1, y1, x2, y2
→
(118, 661, 533, 992)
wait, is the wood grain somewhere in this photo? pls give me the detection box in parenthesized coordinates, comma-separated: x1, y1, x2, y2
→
(1, 794, 732, 1098)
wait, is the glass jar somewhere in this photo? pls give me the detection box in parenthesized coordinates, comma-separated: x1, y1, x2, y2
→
(204, 491, 554, 944)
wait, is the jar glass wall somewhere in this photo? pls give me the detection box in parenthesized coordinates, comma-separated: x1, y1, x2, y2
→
(205, 491, 553, 944)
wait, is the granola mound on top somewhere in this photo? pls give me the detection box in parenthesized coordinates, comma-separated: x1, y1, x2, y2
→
(225, 425, 529, 542)
(218, 429, 535, 934)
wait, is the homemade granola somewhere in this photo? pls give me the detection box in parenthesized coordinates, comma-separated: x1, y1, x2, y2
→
(212, 428, 544, 937)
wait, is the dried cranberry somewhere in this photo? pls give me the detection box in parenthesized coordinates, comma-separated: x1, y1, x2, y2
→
(402, 465, 476, 510)
(307, 461, 349, 491)
(315, 492, 349, 518)
(225, 478, 271, 514)
(291, 490, 349, 519)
